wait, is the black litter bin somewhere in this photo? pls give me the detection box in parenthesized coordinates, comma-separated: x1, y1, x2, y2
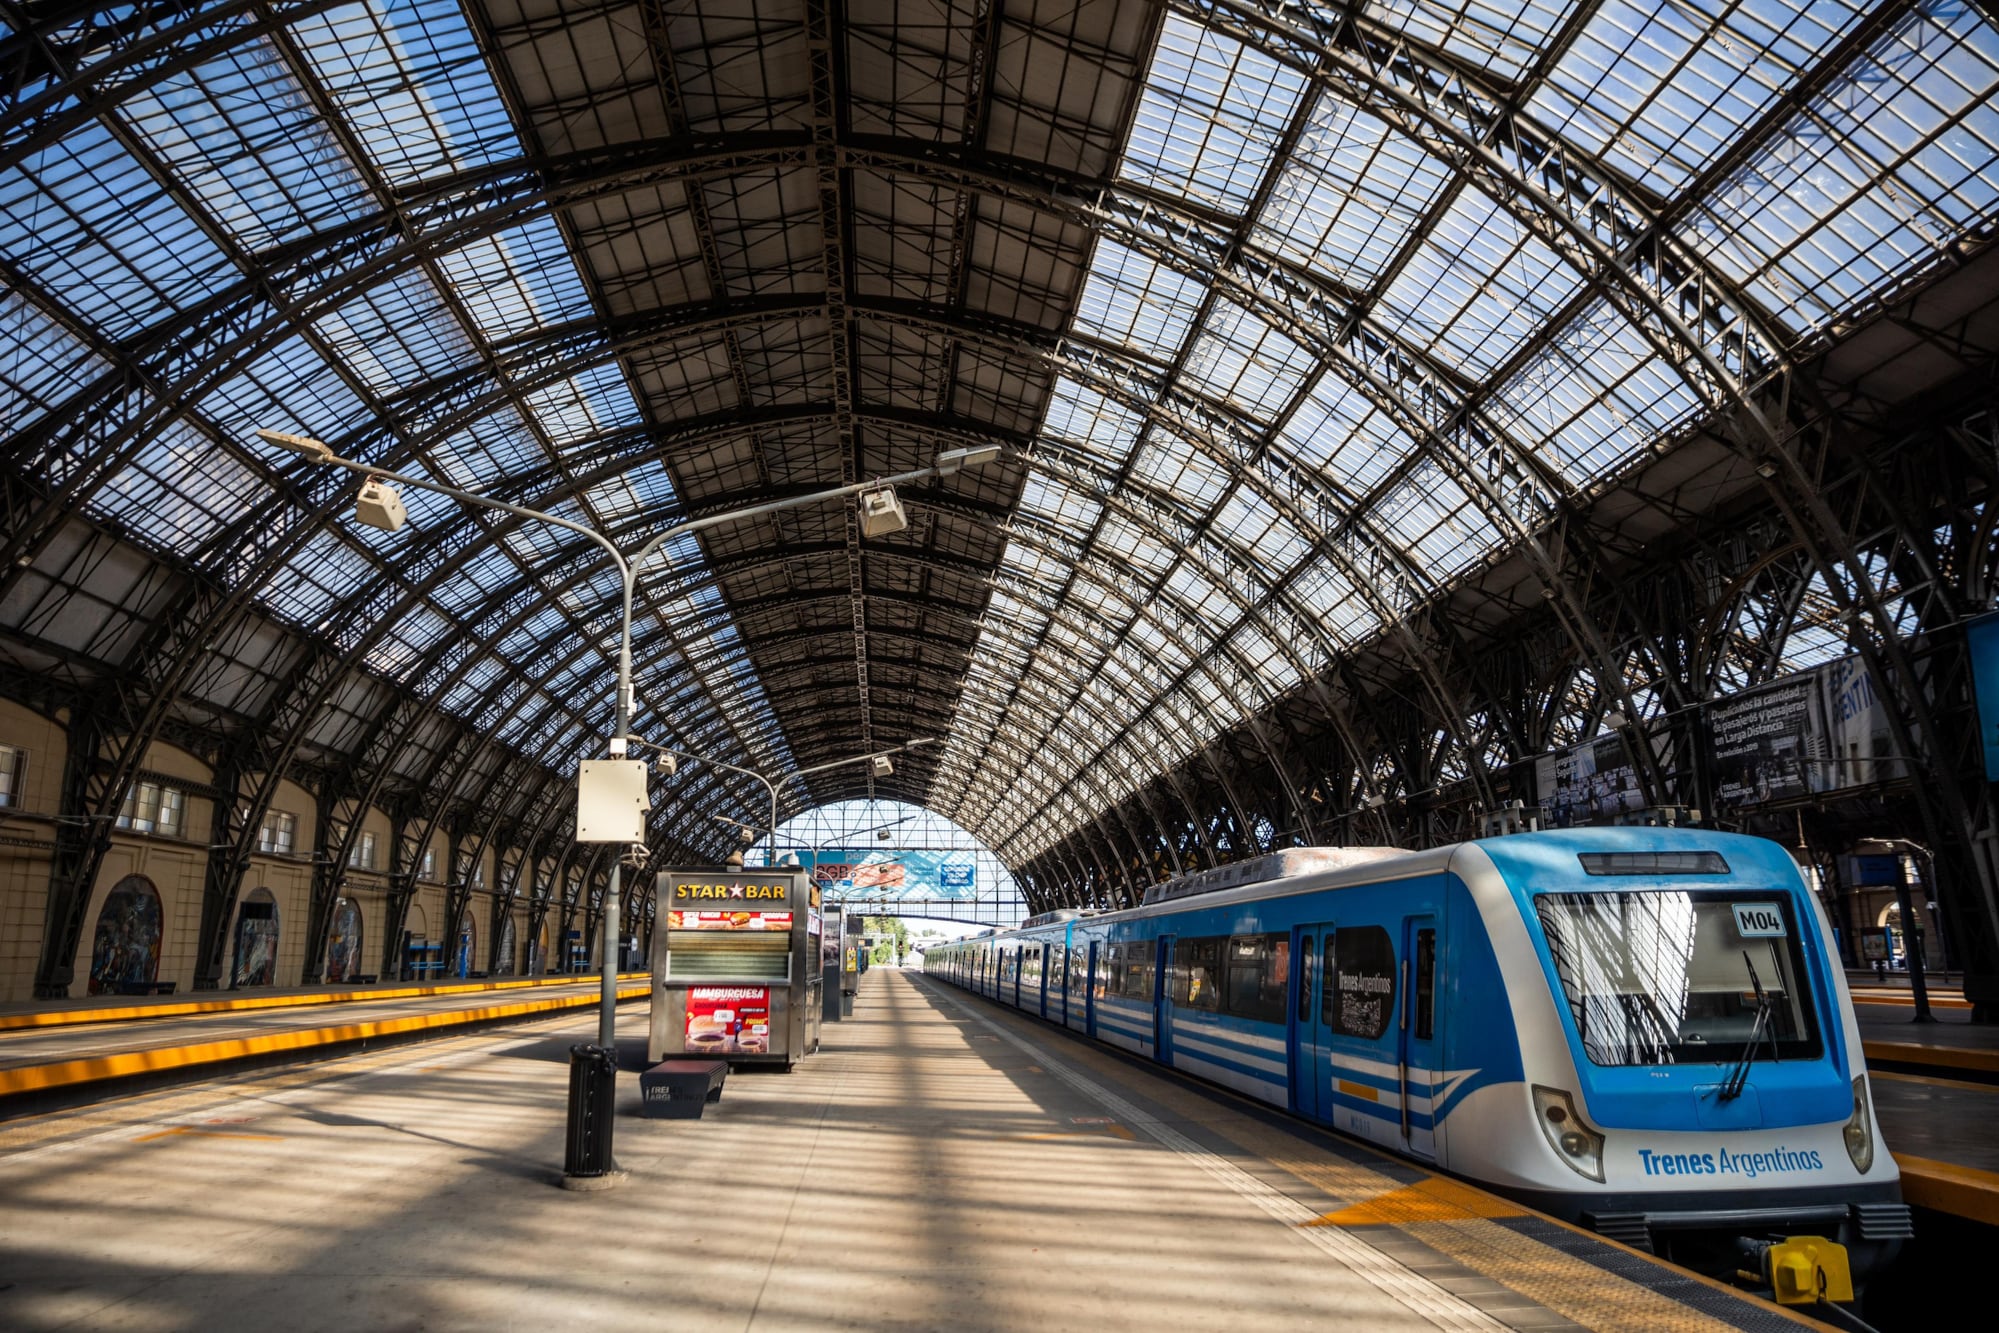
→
(564, 1043, 618, 1178)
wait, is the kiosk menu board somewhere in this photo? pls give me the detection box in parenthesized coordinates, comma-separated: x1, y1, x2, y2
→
(649, 868, 818, 1068)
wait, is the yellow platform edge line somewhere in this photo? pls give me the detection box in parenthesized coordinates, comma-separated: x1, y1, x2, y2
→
(1893, 1152, 1999, 1227)
(0, 973, 650, 1033)
(1861, 1039, 1999, 1074)
(0, 985, 648, 1096)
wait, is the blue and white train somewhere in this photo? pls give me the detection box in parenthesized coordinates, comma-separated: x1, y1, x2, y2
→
(926, 827, 1910, 1273)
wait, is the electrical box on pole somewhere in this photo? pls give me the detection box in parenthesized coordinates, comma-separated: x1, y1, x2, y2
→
(576, 760, 649, 842)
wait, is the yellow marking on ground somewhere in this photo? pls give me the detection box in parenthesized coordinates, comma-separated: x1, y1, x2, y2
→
(133, 1126, 284, 1143)
(1303, 1174, 1524, 1226)
(1336, 1079, 1379, 1102)
(1406, 1217, 1764, 1333)
(0, 985, 647, 1096)
(1851, 992, 1970, 1009)
(1863, 1039, 1999, 1075)
(1014, 1123, 1139, 1143)
(0, 974, 649, 1033)
(1894, 1153, 1999, 1226)
(1872, 1068, 1995, 1093)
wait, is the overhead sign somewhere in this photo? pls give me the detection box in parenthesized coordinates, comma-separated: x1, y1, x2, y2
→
(794, 849, 982, 900)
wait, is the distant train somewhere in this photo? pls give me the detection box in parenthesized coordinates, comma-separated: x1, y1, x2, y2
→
(926, 827, 1911, 1275)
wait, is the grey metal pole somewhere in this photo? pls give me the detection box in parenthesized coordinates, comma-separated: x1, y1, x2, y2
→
(1895, 849, 1936, 1022)
(600, 860, 621, 1045)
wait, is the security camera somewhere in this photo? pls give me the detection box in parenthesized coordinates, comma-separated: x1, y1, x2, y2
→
(355, 477, 408, 532)
(871, 755, 894, 779)
(654, 753, 677, 778)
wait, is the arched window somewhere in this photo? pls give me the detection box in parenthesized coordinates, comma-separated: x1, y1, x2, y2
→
(326, 897, 364, 983)
(231, 888, 280, 988)
(88, 875, 164, 996)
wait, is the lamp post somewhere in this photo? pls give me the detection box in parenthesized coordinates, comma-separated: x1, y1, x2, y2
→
(642, 738, 934, 866)
(1853, 836, 1938, 1023)
(257, 428, 999, 1046)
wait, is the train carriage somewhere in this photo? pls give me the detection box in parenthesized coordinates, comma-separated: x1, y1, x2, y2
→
(926, 827, 1909, 1277)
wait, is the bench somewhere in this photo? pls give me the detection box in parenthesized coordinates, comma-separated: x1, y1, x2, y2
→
(113, 981, 176, 996)
(638, 1059, 728, 1119)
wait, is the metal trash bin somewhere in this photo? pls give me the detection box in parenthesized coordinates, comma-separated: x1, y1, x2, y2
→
(564, 1043, 618, 1179)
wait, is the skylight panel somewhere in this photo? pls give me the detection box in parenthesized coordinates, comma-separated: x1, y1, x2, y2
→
(1528, 1, 1870, 196)
(1292, 557, 1376, 646)
(0, 121, 233, 338)
(1121, 15, 1309, 213)
(1072, 239, 1206, 355)
(267, 529, 376, 625)
(441, 656, 506, 713)
(0, 291, 108, 435)
(1378, 187, 1585, 377)
(1017, 474, 1103, 535)
(1371, 462, 1484, 576)
(1491, 298, 1702, 483)
(198, 335, 369, 447)
(1364, 0, 1577, 82)
(1215, 489, 1310, 572)
(365, 603, 450, 677)
(95, 421, 272, 554)
(432, 409, 548, 490)
(314, 271, 479, 400)
(116, 34, 368, 248)
(524, 365, 643, 445)
(1684, 1, 1999, 337)
(1181, 300, 1314, 418)
(290, 0, 521, 183)
(1253, 94, 1452, 287)
(438, 222, 594, 341)
(1129, 432, 1229, 511)
(1040, 377, 1145, 461)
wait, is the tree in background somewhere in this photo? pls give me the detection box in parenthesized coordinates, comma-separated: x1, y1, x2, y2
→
(865, 915, 909, 965)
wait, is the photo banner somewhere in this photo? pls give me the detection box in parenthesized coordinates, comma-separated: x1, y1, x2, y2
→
(1535, 732, 1661, 827)
(1822, 654, 1912, 789)
(1708, 672, 1826, 811)
(1970, 612, 1999, 781)
(797, 849, 981, 900)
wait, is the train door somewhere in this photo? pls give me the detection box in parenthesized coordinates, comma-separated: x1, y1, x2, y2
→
(1083, 939, 1098, 1035)
(1012, 946, 1023, 1007)
(1153, 933, 1175, 1065)
(1039, 944, 1052, 1019)
(1291, 922, 1336, 1122)
(1399, 915, 1441, 1161)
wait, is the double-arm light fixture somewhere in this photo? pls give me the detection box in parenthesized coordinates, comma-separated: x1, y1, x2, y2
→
(257, 427, 1001, 1045)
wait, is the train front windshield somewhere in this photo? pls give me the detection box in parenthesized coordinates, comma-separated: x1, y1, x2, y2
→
(1535, 891, 1825, 1067)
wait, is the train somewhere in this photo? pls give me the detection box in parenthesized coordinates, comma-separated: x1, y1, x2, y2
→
(924, 827, 1911, 1276)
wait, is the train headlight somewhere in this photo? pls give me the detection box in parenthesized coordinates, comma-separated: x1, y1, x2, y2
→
(1532, 1085, 1605, 1182)
(1843, 1075, 1875, 1174)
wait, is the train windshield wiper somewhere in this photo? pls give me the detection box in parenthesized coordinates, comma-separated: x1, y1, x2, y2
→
(1717, 950, 1779, 1101)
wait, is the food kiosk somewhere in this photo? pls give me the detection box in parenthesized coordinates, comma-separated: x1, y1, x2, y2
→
(649, 867, 819, 1068)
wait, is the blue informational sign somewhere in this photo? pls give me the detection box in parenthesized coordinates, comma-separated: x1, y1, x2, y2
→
(795, 850, 981, 899)
(1969, 612, 1999, 780)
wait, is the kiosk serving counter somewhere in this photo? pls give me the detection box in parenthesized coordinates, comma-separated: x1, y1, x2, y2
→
(649, 867, 821, 1068)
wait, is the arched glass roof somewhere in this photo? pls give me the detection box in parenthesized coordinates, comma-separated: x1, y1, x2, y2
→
(3, 0, 1995, 876)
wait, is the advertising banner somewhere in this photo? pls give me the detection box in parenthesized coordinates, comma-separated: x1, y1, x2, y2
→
(683, 985, 771, 1055)
(667, 910, 793, 932)
(794, 849, 982, 900)
(1822, 654, 1910, 789)
(1535, 733, 1651, 827)
(1708, 672, 1825, 810)
(1970, 613, 1999, 781)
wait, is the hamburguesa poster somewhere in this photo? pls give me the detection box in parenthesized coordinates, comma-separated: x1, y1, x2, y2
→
(1708, 673, 1825, 811)
(683, 985, 771, 1055)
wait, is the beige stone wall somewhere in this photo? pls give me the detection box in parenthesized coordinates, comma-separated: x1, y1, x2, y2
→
(0, 699, 65, 1002)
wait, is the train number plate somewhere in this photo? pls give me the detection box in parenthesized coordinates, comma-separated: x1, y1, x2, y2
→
(1731, 903, 1786, 938)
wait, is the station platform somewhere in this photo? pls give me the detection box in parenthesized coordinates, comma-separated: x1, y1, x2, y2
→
(0, 968, 1825, 1331)
(1852, 999, 1999, 1225)
(0, 974, 647, 1102)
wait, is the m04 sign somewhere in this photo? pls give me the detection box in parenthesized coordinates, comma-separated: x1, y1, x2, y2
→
(1732, 902, 1787, 938)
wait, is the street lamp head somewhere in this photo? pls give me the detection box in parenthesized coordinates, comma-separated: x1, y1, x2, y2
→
(858, 484, 908, 537)
(256, 428, 335, 464)
(355, 477, 409, 532)
(933, 444, 1005, 475)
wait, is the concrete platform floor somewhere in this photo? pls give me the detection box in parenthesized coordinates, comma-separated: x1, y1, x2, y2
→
(0, 970, 1811, 1332)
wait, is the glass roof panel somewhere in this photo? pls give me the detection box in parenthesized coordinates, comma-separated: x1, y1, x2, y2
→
(1377, 186, 1587, 377)
(313, 269, 479, 400)
(1253, 93, 1453, 288)
(1526, 0, 1872, 196)
(522, 364, 645, 446)
(1277, 375, 1415, 495)
(1072, 238, 1207, 357)
(1129, 432, 1230, 512)
(289, 0, 522, 183)
(0, 120, 234, 338)
(0, 291, 109, 435)
(437, 221, 596, 341)
(95, 421, 272, 554)
(1684, 1, 1999, 336)
(1120, 14, 1310, 214)
(1363, 0, 1577, 82)
(116, 33, 369, 249)
(1039, 378, 1146, 462)
(1181, 300, 1314, 418)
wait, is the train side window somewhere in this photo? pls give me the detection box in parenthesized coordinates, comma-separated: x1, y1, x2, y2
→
(1332, 926, 1396, 1040)
(1414, 928, 1436, 1041)
(1224, 933, 1288, 1024)
(1298, 935, 1314, 1022)
(1320, 935, 1338, 1027)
